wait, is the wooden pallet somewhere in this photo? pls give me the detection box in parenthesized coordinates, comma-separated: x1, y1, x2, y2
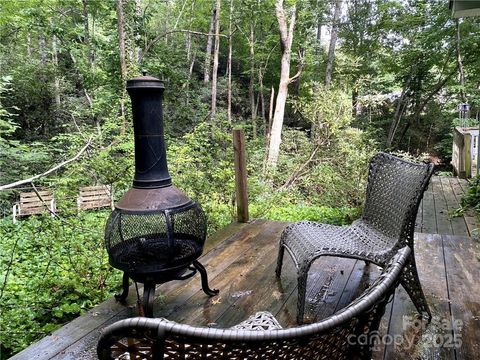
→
(12, 190, 56, 223)
(77, 185, 113, 211)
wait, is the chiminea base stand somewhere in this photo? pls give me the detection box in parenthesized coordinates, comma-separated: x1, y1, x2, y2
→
(115, 260, 219, 317)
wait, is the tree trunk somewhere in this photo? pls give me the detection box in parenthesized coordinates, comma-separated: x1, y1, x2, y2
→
(82, 0, 93, 66)
(352, 89, 358, 118)
(27, 33, 32, 57)
(135, 0, 143, 63)
(259, 68, 265, 122)
(456, 18, 467, 103)
(204, 2, 216, 83)
(386, 85, 410, 148)
(267, 86, 275, 137)
(291, 47, 304, 95)
(52, 36, 61, 107)
(316, 14, 322, 47)
(266, 0, 296, 169)
(116, 0, 127, 83)
(227, 0, 233, 123)
(116, 0, 127, 134)
(210, 0, 221, 118)
(249, 21, 257, 137)
(82, 0, 100, 134)
(39, 35, 47, 64)
(185, 0, 195, 105)
(324, 0, 342, 88)
(264, 86, 275, 172)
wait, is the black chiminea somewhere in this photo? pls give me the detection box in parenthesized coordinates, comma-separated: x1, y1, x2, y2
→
(104, 73, 218, 317)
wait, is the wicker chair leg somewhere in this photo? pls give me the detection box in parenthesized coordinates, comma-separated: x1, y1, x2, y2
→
(297, 270, 309, 324)
(400, 256, 432, 320)
(275, 244, 285, 277)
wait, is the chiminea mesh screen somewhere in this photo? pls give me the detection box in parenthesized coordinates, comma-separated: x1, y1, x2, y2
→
(105, 203, 206, 274)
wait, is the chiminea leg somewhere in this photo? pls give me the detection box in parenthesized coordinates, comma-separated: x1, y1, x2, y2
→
(114, 273, 130, 302)
(192, 260, 219, 296)
(143, 281, 156, 317)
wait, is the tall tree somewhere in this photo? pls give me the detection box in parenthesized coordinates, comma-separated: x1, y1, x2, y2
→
(227, 0, 233, 123)
(456, 18, 467, 103)
(52, 35, 61, 108)
(204, 1, 216, 83)
(249, 19, 257, 137)
(116, 0, 127, 134)
(82, 0, 93, 66)
(210, 0, 221, 118)
(266, 0, 296, 168)
(324, 0, 342, 88)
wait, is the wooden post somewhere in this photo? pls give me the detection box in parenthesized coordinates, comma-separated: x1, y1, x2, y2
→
(233, 129, 249, 223)
(12, 204, 17, 224)
(465, 132, 472, 178)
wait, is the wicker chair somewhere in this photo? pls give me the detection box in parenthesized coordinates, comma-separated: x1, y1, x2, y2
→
(97, 247, 410, 360)
(276, 152, 434, 323)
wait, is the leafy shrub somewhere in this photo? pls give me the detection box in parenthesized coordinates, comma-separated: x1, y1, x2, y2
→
(251, 202, 360, 225)
(167, 120, 236, 234)
(461, 175, 480, 213)
(269, 85, 377, 208)
(0, 212, 121, 357)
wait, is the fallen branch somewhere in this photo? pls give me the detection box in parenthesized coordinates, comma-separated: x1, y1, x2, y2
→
(0, 137, 93, 191)
(279, 146, 320, 190)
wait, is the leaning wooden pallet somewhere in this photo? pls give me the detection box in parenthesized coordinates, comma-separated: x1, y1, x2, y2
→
(77, 184, 113, 211)
(12, 190, 56, 223)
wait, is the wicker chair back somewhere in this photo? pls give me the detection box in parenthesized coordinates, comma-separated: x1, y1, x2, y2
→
(362, 152, 434, 248)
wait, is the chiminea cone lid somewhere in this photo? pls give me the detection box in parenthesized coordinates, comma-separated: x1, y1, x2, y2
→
(115, 186, 193, 212)
(126, 72, 165, 90)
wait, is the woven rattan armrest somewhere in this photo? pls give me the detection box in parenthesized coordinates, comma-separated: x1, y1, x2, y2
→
(97, 247, 410, 359)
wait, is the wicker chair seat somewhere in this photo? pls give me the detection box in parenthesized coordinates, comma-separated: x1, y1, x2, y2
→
(283, 220, 396, 267)
(230, 311, 283, 330)
(276, 152, 434, 323)
(97, 247, 410, 360)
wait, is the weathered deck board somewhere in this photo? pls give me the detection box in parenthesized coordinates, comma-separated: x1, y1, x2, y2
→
(277, 256, 358, 324)
(157, 221, 287, 326)
(442, 234, 480, 359)
(421, 183, 437, 234)
(439, 177, 469, 236)
(383, 233, 454, 360)
(432, 177, 454, 235)
(419, 176, 476, 237)
(11, 176, 480, 360)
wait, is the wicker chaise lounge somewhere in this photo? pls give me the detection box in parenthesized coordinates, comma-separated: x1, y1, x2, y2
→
(97, 247, 410, 360)
(276, 152, 434, 323)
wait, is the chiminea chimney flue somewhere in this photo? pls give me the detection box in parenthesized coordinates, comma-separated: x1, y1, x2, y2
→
(126, 75, 171, 188)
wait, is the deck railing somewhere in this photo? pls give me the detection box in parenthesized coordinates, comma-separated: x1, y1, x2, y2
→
(452, 126, 472, 178)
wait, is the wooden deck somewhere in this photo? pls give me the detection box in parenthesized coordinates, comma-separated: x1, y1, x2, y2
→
(11, 177, 480, 360)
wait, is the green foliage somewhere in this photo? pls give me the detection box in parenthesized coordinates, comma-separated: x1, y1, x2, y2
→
(390, 150, 429, 163)
(168, 120, 236, 234)
(460, 175, 480, 213)
(276, 85, 377, 207)
(0, 212, 121, 357)
(251, 201, 360, 225)
(0, 76, 51, 216)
